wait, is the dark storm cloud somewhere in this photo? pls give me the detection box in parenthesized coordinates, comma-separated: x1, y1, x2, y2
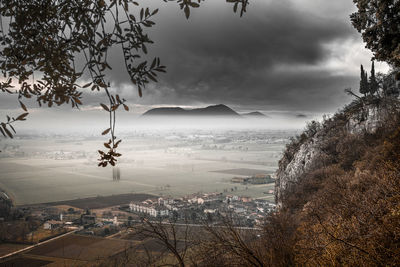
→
(0, 0, 369, 115)
(95, 0, 361, 113)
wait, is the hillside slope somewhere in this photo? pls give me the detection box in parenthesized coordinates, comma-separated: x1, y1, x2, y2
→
(272, 96, 400, 265)
(276, 97, 398, 207)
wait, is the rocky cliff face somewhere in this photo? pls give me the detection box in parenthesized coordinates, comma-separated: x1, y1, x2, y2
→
(275, 99, 394, 208)
(275, 135, 321, 208)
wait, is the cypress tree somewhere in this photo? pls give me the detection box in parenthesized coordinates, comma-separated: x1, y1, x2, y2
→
(359, 65, 368, 96)
(369, 61, 379, 95)
(359, 65, 364, 95)
(364, 72, 369, 95)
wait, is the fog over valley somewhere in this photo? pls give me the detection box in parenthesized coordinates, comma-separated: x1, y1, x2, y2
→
(0, 115, 298, 205)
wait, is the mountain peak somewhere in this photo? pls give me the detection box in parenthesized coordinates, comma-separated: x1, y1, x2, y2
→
(142, 104, 240, 117)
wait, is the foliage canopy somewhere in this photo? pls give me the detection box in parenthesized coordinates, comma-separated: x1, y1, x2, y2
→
(351, 0, 400, 67)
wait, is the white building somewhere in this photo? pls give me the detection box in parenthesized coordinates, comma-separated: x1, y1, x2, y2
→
(197, 198, 205, 205)
(129, 202, 169, 217)
(43, 220, 63, 230)
(204, 209, 217, 214)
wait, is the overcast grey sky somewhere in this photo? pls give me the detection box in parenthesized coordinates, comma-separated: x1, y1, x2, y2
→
(0, 0, 390, 132)
(102, 0, 389, 113)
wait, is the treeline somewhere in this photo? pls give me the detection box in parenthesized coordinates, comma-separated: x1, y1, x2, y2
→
(347, 62, 399, 99)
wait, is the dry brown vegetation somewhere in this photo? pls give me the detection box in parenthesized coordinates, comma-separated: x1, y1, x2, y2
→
(274, 99, 400, 266)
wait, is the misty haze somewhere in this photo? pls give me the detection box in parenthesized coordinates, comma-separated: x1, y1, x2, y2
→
(0, 111, 297, 205)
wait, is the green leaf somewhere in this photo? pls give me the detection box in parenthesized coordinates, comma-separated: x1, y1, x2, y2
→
(100, 103, 110, 111)
(9, 124, 16, 134)
(102, 128, 111, 135)
(82, 82, 92, 88)
(151, 58, 157, 69)
(0, 127, 6, 137)
(19, 101, 27, 111)
(152, 9, 159, 16)
(147, 73, 157, 82)
(184, 6, 190, 19)
(16, 113, 29, 121)
(3, 126, 13, 138)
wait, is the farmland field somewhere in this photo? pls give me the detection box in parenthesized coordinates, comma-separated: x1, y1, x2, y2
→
(0, 234, 135, 267)
(0, 243, 29, 257)
(0, 129, 295, 205)
(27, 234, 134, 261)
(0, 256, 52, 267)
(41, 193, 155, 209)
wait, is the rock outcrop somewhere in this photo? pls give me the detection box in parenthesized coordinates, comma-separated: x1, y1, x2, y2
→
(275, 135, 321, 208)
(275, 98, 397, 208)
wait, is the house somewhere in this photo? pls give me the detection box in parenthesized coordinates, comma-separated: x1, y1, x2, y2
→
(81, 214, 96, 225)
(43, 220, 63, 230)
(241, 196, 252, 203)
(197, 198, 205, 205)
(231, 177, 247, 183)
(129, 202, 169, 217)
(204, 209, 217, 214)
(234, 207, 246, 213)
(0, 192, 9, 200)
(226, 195, 240, 202)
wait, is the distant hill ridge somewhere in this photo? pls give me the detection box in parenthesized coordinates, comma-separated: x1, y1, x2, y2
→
(142, 104, 241, 117)
(242, 111, 267, 117)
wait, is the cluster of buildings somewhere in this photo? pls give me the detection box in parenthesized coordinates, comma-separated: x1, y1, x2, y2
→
(33, 191, 276, 238)
(42, 210, 120, 231)
(128, 192, 276, 226)
(51, 150, 87, 160)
